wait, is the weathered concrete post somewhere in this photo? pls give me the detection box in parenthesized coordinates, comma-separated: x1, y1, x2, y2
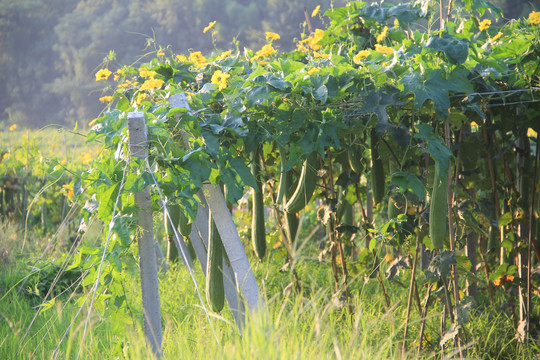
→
(127, 111, 163, 357)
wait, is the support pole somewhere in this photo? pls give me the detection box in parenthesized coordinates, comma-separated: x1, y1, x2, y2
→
(169, 93, 262, 315)
(128, 112, 163, 357)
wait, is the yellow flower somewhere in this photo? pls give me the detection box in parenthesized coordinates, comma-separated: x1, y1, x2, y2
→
(62, 184, 74, 201)
(95, 68, 112, 81)
(313, 52, 331, 59)
(9, 124, 17, 131)
(189, 51, 206, 67)
(298, 29, 325, 51)
(527, 128, 538, 138)
(211, 69, 230, 91)
(307, 67, 320, 75)
(374, 44, 394, 55)
(157, 52, 165, 57)
(139, 79, 165, 91)
(377, 26, 389, 43)
(352, 50, 370, 65)
(489, 31, 503, 43)
(215, 50, 232, 61)
(139, 69, 157, 79)
(135, 93, 148, 104)
(470, 121, 478, 132)
(203, 21, 216, 34)
(118, 80, 138, 90)
(313, 29, 325, 44)
(265, 32, 280, 41)
(479, 19, 491, 31)
(311, 5, 320, 17)
(528, 11, 540, 25)
(176, 54, 188, 62)
(252, 44, 276, 61)
(99, 96, 113, 102)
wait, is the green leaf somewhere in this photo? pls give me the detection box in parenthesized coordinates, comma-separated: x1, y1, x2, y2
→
(426, 34, 469, 65)
(97, 182, 120, 221)
(463, 0, 502, 18)
(498, 211, 513, 227)
(403, 68, 470, 119)
(312, 84, 328, 104)
(391, 171, 426, 201)
(112, 215, 132, 247)
(229, 157, 257, 189)
(414, 123, 452, 177)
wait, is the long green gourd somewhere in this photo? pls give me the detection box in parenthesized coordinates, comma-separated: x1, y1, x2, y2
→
(165, 203, 181, 263)
(251, 148, 266, 260)
(285, 152, 319, 214)
(206, 211, 225, 312)
(429, 161, 448, 249)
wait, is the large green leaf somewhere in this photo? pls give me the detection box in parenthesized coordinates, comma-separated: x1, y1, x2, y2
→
(426, 34, 469, 65)
(391, 171, 426, 202)
(403, 68, 472, 119)
(414, 123, 453, 178)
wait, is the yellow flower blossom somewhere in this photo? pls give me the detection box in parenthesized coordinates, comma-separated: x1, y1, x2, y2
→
(176, 54, 188, 62)
(308, 67, 320, 75)
(528, 128, 538, 138)
(211, 69, 230, 91)
(203, 21, 216, 34)
(311, 5, 320, 17)
(118, 80, 138, 90)
(353, 50, 370, 64)
(139, 69, 157, 78)
(139, 79, 165, 91)
(494, 274, 514, 287)
(313, 52, 331, 59)
(299, 29, 325, 51)
(95, 68, 112, 81)
(313, 28, 324, 44)
(374, 44, 394, 55)
(377, 26, 389, 43)
(99, 96, 113, 102)
(157, 52, 165, 57)
(215, 50, 232, 61)
(9, 124, 17, 131)
(265, 32, 280, 41)
(528, 11, 540, 25)
(62, 184, 74, 201)
(479, 19, 491, 31)
(489, 31, 503, 43)
(189, 51, 206, 67)
(470, 121, 478, 132)
(136, 93, 148, 105)
(252, 44, 276, 61)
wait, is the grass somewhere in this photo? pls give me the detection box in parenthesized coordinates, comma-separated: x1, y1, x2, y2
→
(0, 126, 99, 164)
(2, 224, 539, 360)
